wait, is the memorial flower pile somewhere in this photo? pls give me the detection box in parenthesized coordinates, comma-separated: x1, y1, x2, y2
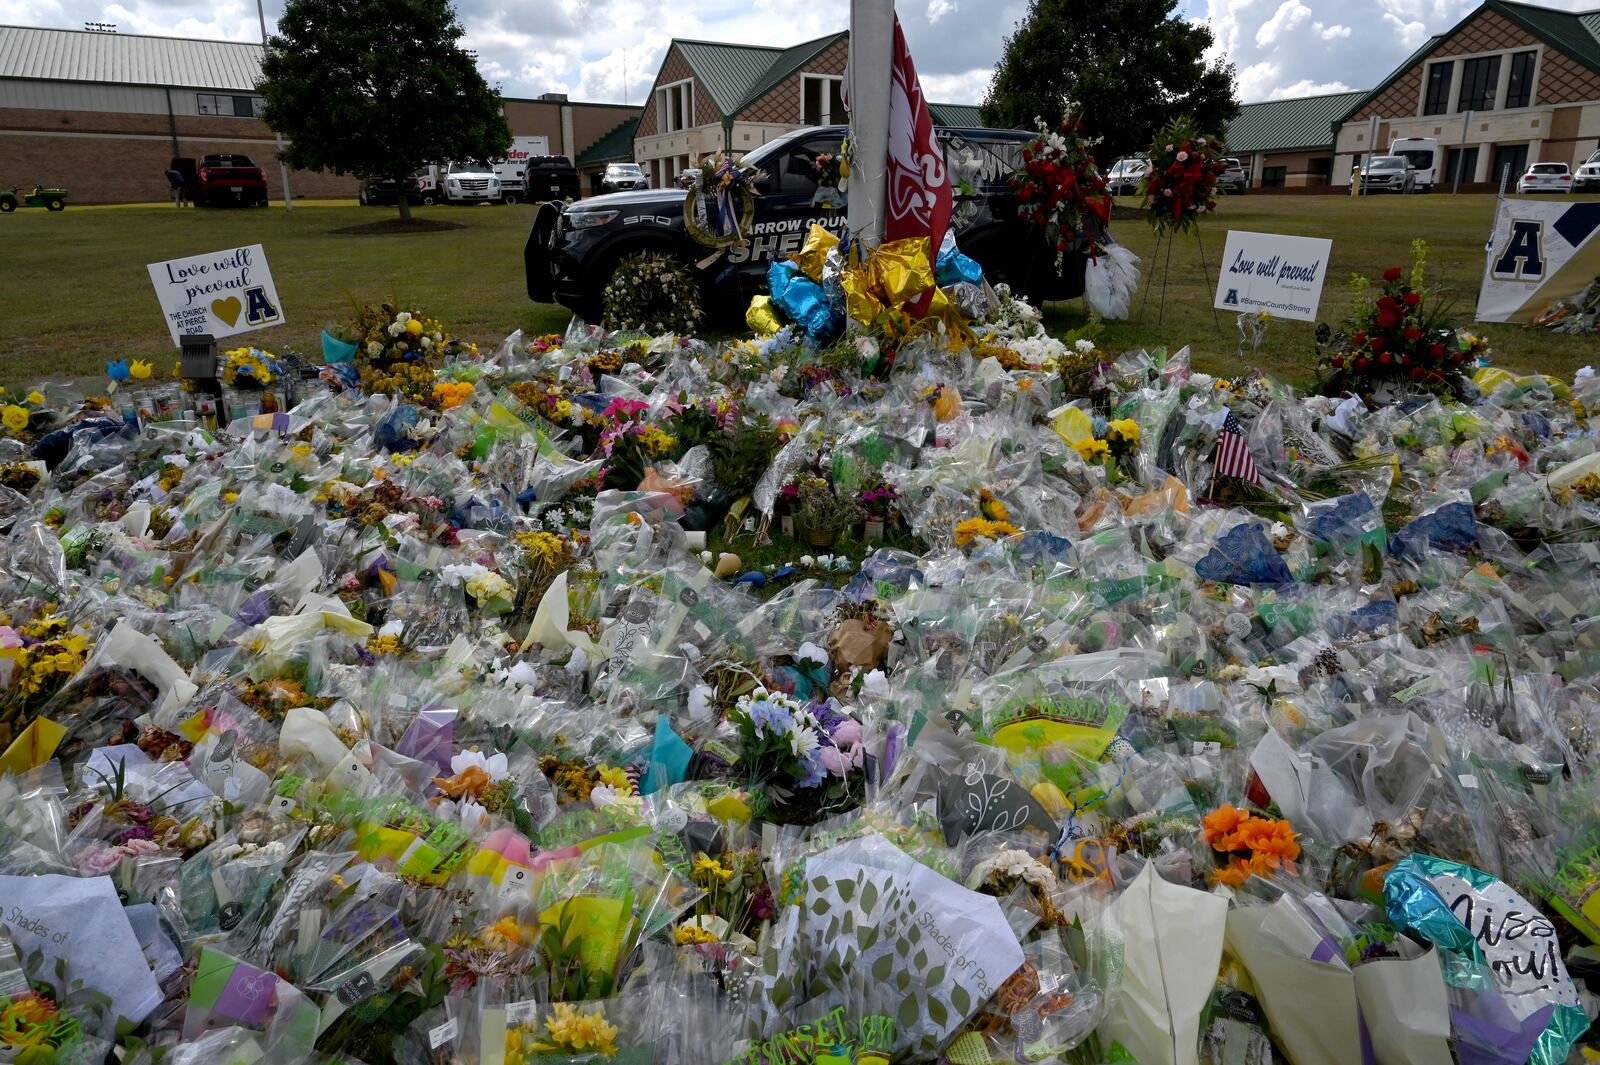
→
(0, 272, 1597, 1065)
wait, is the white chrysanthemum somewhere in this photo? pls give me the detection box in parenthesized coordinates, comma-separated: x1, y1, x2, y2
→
(788, 725, 821, 759)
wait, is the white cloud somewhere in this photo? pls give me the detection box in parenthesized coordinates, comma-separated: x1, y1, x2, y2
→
(16, 0, 1592, 114)
(1255, 0, 1311, 45)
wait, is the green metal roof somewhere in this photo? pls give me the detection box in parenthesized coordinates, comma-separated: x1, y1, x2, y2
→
(928, 103, 984, 127)
(673, 39, 783, 116)
(735, 32, 848, 114)
(665, 32, 978, 123)
(1338, 1, 1600, 126)
(576, 116, 639, 166)
(1499, 0, 1600, 73)
(1225, 91, 1367, 153)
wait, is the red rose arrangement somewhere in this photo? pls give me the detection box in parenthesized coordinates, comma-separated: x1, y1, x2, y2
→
(1141, 118, 1226, 234)
(1319, 240, 1482, 397)
(1011, 110, 1112, 268)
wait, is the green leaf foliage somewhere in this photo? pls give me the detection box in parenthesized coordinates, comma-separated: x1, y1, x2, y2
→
(258, 0, 511, 218)
(981, 0, 1238, 164)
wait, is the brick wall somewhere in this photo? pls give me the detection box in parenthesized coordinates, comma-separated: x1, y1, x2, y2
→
(1, 130, 352, 201)
(740, 37, 848, 125)
(636, 48, 716, 139)
(571, 105, 639, 154)
(1539, 50, 1600, 105)
(1352, 9, 1600, 119)
(0, 104, 358, 202)
(1431, 8, 1536, 57)
(1351, 67, 1424, 122)
(502, 100, 564, 150)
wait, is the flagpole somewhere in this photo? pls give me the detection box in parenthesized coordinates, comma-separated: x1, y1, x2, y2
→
(847, 0, 893, 253)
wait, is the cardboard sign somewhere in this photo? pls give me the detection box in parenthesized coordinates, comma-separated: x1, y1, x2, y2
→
(147, 244, 284, 346)
(1214, 231, 1333, 322)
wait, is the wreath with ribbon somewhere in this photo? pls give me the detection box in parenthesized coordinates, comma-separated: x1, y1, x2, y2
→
(682, 157, 763, 251)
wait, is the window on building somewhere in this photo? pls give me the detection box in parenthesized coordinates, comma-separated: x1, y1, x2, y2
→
(1458, 56, 1500, 112)
(1446, 145, 1479, 184)
(1308, 157, 1333, 183)
(656, 81, 693, 133)
(197, 93, 263, 117)
(1423, 63, 1453, 115)
(802, 75, 845, 125)
(1491, 143, 1528, 185)
(1505, 51, 1536, 108)
(1262, 166, 1287, 188)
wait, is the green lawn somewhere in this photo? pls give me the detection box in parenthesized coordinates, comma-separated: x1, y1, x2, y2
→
(1, 194, 1593, 385)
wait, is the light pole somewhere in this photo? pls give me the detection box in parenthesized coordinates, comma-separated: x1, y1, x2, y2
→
(256, 0, 293, 211)
(846, 0, 893, 251)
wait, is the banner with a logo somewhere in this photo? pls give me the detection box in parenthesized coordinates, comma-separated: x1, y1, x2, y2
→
(1477, 200, 1600, 323)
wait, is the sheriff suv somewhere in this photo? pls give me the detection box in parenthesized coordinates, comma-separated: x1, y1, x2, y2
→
(525, 125, 1107, 322)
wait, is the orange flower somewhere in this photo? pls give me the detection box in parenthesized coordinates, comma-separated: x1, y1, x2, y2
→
(1235, 817, 1301, 862)
(1247, 850, 1294, 878)
(1202, 804, 1250, 849)
(1212, 857, 1252, 887)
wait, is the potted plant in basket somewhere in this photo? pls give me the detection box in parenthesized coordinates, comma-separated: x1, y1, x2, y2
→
(794, 473, 863, 549)
(858, 471, 900, 542)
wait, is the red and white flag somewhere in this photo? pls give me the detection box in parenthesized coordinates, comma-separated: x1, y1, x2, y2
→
(885, 14, 950, 314)
(1215, 409, 1262, 484)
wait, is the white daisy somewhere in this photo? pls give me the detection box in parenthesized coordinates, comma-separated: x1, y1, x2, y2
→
(788, 725, 821, 759)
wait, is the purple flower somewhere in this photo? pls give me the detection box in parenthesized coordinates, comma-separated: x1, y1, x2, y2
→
(116, 825, 155, 845)
(795, 749, 826, 788)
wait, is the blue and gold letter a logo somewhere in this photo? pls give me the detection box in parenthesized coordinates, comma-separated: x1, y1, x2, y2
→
(1493, 220, 1545, 280)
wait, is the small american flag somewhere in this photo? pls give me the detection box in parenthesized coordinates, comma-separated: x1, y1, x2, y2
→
(1215, 410, 1261, 484)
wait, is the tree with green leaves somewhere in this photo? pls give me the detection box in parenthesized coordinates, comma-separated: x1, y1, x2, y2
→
(258, 0, 511, 221)
(981, 0, 1238, 165)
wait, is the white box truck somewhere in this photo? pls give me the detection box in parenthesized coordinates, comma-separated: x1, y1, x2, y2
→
(493, 137, 551, 204)
(1390, 138, 1443, 191)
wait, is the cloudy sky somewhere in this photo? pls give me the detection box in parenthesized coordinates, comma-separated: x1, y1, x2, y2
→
(5, 0, 1594, 104)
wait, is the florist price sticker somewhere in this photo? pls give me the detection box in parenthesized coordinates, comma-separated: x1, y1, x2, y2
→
(146, 244, 285, 346)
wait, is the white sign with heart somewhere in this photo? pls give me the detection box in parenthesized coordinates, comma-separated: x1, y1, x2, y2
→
(147, 243, 285, 346)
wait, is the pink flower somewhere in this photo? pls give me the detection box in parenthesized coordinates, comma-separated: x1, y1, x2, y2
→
(1176, 151, 1189, 162)
(832, 720, 863, 747)
(0, 626, 20, 649)
(819, 743, 863, 776)
(76, 846, 124, 876)
(1165, 144, 1174, 152)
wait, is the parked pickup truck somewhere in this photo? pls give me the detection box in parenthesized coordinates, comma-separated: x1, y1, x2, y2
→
(196, 154, 269, 207)
(526, 124, 1104, 322)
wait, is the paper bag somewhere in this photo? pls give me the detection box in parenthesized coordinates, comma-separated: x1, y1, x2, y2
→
(0, 874, 163, 1027)
(1102, 863, 1227, 1065)
(1227, 903, 1451, 1065)
(1226, 904, 1362, 1065)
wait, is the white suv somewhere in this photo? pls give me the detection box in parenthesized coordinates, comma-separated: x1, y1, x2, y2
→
(1575, 150, 1600, 192)
(444, 161, 502, 204)
(1518, 162, 1573, 194)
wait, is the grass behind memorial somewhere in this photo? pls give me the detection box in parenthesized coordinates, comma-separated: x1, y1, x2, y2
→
(2, 195, 1592, 383)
